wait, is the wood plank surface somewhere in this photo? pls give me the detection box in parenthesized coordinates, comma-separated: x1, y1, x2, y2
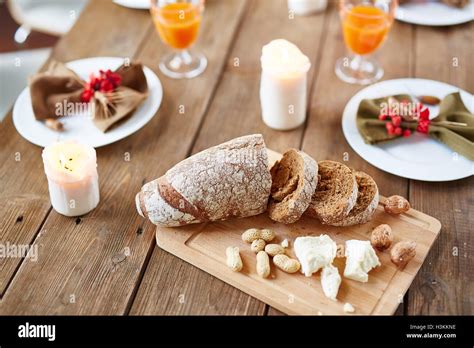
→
(0, 0, 472, 316)
(406, 22, 474, 315)
(0, 0, 152, 299)
(0, 0, 246, 314)
(130, 0, 329, 315)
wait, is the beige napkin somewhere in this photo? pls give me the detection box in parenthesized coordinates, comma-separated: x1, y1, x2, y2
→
(29, 60, 148, 132)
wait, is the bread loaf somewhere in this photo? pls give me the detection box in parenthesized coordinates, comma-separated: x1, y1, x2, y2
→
(330, 171, 379, 226)
(268, 149, 318, 224)
(305, 160, 358, 225)
(136, 134, 272, 227)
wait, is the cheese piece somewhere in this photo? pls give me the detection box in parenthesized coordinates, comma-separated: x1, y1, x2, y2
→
(343, 240, 381, 282)
(343, 302, 355, 313)
(294, 235, 337, 277)
(321, 264, 341, 301)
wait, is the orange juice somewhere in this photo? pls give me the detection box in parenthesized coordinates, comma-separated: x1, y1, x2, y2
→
(152, 3, 201, 50)
(342, 5, 391, 55)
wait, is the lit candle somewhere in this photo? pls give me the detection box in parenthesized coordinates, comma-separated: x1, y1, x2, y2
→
(42, 141, 100, 217)
(287, 0, 328, 15)
(260, 39, 311, 130)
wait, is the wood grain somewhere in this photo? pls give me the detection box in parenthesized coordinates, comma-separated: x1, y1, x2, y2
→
(0, 0, 151, 299)
(130, 0, 329, 315)
(0, 0, 472, 316)
(406, 22, 474, 315)
(0, 0, 248, 315)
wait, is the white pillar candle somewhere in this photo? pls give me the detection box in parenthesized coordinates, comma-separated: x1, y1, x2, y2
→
(260, 39, 311, 131)
(42, 141, 100, 217)
(288, 0, 328, 15)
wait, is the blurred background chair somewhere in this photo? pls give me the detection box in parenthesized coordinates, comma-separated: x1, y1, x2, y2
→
(0, 0, 88, 121)
(7, 0, 88, 43)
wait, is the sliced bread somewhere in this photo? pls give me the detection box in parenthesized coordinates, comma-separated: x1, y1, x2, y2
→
(305, 160, 358, 224)
(268, 149, 318, 224)
(330, 171, 379, 226)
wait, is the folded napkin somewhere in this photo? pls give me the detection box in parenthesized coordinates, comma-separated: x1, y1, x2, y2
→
(29, 60, 148, 132)
(357, 92, 474, 161)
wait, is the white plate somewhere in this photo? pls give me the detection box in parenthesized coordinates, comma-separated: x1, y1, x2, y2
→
(13, 57, 162, 148)
(113, 0, 150, 10)
(395, 1, 474, 26)
(342, 78, 473, 181)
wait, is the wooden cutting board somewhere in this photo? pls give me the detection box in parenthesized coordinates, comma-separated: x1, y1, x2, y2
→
(155, 150, 441, 315)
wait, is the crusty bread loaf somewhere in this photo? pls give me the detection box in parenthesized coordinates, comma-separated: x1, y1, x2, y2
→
(330, 171, 379, 226)
(268, 149, 318, 224)
(136, 134, 272, 227)
(305, 160, 358, 225)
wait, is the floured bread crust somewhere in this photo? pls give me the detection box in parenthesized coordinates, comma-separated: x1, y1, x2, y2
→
(331, 171, 379, 227)
(268, 149, 318, 224)
(137, 134, 272, 227)
(306, 160, 358, 225)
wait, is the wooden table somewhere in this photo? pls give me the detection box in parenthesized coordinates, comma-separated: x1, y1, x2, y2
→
(0, 0, 472, 315)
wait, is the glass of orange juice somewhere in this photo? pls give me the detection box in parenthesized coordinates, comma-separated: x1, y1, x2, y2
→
(335, 0, 397, 85)
(150, 0, 206, 79)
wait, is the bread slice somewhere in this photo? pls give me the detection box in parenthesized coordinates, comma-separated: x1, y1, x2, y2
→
(305, 160, 357, 224)
(268, 149, 318, 224)
(331, 171, 379, 226)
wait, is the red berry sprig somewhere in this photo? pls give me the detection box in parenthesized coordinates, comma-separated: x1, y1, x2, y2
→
(378, 100, 430, 138)
(81, 69, 122, 103)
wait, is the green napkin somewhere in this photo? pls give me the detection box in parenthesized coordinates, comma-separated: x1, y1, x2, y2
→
(356, 92, 474, 161)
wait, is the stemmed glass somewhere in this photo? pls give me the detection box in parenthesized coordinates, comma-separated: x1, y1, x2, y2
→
(150, 0, 207, 79)
(335, 0, 397, 85)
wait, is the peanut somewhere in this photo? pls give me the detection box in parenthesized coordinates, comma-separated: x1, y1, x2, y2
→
(256, 251, 270, 278)
(273, 254, 300, 273)
(383, 195, 410, 214)
(45, 118, 64, 132)
(264, 244, 285, 257)
(251, 239, 266, 253)
(225, 246, 243, 272)
(242, 228, 275, 243)
(281, 238, 289, 248)
(390, 241, 416, 268)
(370, 224, 393, 251)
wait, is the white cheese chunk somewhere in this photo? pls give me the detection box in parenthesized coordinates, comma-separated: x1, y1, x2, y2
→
(294, 235, 337, 277)
(343, 302, 355, 313)
(321, 264, 341, 301)
(343, 240, 381, 283)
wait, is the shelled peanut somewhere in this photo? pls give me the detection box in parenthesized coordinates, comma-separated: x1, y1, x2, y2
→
(383, 195, 410, 214)
(390, 241, 416, 268)
(370, 224, 393, 251)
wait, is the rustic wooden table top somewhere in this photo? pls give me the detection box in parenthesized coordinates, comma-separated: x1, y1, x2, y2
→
(0, 0, 472, 315)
